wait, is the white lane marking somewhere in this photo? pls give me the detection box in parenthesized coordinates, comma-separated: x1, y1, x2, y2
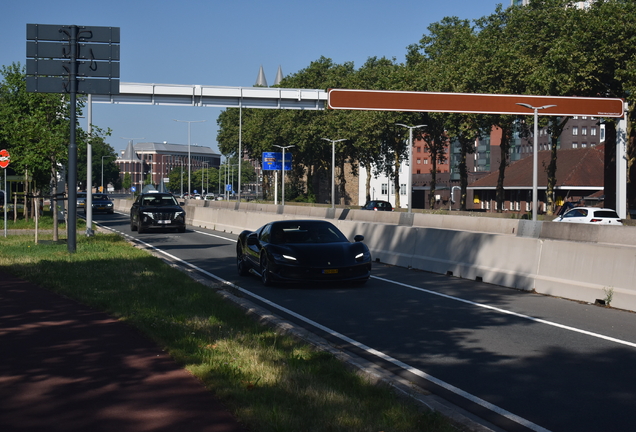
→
(371, 275, 636, 349)
(193, 229, 236, 242)
(97, 225, 549, 432)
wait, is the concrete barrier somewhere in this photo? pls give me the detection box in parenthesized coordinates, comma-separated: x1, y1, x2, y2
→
(112, 198, 636, 312)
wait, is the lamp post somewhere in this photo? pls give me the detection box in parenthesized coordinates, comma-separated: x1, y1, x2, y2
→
(202, 162, 208, 196)
(180, 158, 184, 197)
(321, 138, 346, 209)
(101, 155, 114, 193)
(396, 123, 427, 213)
(273, 145, 294, 205)
(515, 103, 556, 221)
(174, 119, 206, 198)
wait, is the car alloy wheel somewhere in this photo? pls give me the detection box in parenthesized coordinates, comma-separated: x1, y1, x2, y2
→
(237, 247, 249, 276)
(260, 254, 272, 286)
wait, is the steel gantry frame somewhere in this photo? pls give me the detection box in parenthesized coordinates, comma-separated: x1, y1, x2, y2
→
(92, 84, 628, 218)
(92, 82, 328, 110)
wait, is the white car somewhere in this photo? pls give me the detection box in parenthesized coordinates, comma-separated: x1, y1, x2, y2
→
(553, 207, 623, 225)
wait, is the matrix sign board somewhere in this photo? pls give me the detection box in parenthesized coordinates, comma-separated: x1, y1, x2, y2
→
(262, 152, 292, 171)
(26, 23, 120, 94)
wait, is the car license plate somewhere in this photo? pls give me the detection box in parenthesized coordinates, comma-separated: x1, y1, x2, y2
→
(323, 269, 338, 274)
(158, 220, 170, 224)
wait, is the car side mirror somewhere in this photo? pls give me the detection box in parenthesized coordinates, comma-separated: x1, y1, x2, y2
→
(247, 233, 259, 246)
(179, 201, 185, 206)
(354, 235, 364, 242)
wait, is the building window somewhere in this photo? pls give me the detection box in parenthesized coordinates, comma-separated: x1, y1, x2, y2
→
(591, 127, 597, 136)
(582, 127, 587, 135)
(572, 127, 578, 136)
(582, 143, 587, 148)
(423, 159, 429, 164)
(417, 159, 421, 164)
(381, 183, 388, 195)
(572, 142, 578, 149)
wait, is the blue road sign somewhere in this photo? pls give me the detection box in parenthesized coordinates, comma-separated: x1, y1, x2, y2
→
(262, 152, 292, 171)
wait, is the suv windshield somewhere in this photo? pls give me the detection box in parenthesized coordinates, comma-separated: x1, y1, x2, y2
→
(141, 194, 178, 207)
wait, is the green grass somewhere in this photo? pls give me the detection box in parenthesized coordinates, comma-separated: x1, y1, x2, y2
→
(0, 231, 455, 432)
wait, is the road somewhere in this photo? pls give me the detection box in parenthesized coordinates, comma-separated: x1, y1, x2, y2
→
(94, 212, 636, 432)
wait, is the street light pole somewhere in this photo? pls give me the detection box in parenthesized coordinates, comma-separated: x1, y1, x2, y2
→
(273, 145, 294, 206)
(174, 119, 206, 198)
(321, 138, 346, 209)
(516, 103, 556, 221)
(396, 123, 427, 213)
(101, 155, 114, 194)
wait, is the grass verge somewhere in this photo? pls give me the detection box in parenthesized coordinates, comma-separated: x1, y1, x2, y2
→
(0, 231, 455, 432)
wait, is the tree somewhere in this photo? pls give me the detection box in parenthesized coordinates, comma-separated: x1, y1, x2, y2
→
(122, 172, 132, 192)
(0, 63, 71, 231)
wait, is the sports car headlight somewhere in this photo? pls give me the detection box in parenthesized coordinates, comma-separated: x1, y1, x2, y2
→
(271, 252, 296, 262)
(355, 250, 371, 262)
(175, 210, 185, 219)
(142, 211, 154, 219)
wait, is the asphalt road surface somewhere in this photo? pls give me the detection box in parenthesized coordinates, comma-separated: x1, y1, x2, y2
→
(94, 212, 636, 432)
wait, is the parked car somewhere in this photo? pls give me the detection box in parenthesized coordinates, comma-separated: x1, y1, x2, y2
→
(130, 192, 186, 233)
(361, 200, 393, 211)
(84, 194, 114, 214)
(552, 207, 623, 225)
(76, 192, 87, 208)
(236, 219, 372, 286)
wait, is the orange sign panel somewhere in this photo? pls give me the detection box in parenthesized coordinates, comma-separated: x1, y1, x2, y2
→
(328, 89, 624, 118)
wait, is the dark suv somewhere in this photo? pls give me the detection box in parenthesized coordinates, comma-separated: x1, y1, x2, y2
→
(130, 192, 186, 233)
(361, 200, 393, 211)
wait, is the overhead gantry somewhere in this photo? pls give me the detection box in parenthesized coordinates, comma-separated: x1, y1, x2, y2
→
(92, 82, 328, 110)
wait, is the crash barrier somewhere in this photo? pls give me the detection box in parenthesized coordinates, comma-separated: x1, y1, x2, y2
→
(113, 199, 636, 312)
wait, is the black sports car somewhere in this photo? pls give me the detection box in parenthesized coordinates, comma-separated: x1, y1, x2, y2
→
(236, 219, 372, 286)
(130, 192, 186, 233)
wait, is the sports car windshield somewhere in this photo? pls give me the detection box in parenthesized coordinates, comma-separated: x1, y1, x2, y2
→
(270, 221, 348, 244)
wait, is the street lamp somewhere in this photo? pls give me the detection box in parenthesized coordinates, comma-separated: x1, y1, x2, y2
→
(101, 155, 114, 193)
(174, 119, 206, 198)
(321, 138, 346, 209)
(273, 145, 295, 205)
(202, 162, 209, 196)
(396, 123, 427, 213)
(515, 103, 556, 221)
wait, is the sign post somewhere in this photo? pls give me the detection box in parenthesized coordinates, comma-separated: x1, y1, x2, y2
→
(26, 23, 120, 252)
(1, 149, 10, 238)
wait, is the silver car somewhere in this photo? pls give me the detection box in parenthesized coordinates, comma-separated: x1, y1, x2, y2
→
(76, 192, 87, 208)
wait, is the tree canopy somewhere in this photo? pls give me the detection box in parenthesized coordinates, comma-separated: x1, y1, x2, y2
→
(215, 1, 636, 208)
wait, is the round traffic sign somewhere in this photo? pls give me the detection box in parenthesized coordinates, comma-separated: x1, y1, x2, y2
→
(0, 149, 10, 169)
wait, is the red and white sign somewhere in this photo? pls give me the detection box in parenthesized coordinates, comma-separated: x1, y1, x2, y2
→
(0, 149, 10, 169)
(328, 88, 625, 118)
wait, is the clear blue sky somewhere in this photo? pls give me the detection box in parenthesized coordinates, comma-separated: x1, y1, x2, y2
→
(2, 0, 504, 155)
